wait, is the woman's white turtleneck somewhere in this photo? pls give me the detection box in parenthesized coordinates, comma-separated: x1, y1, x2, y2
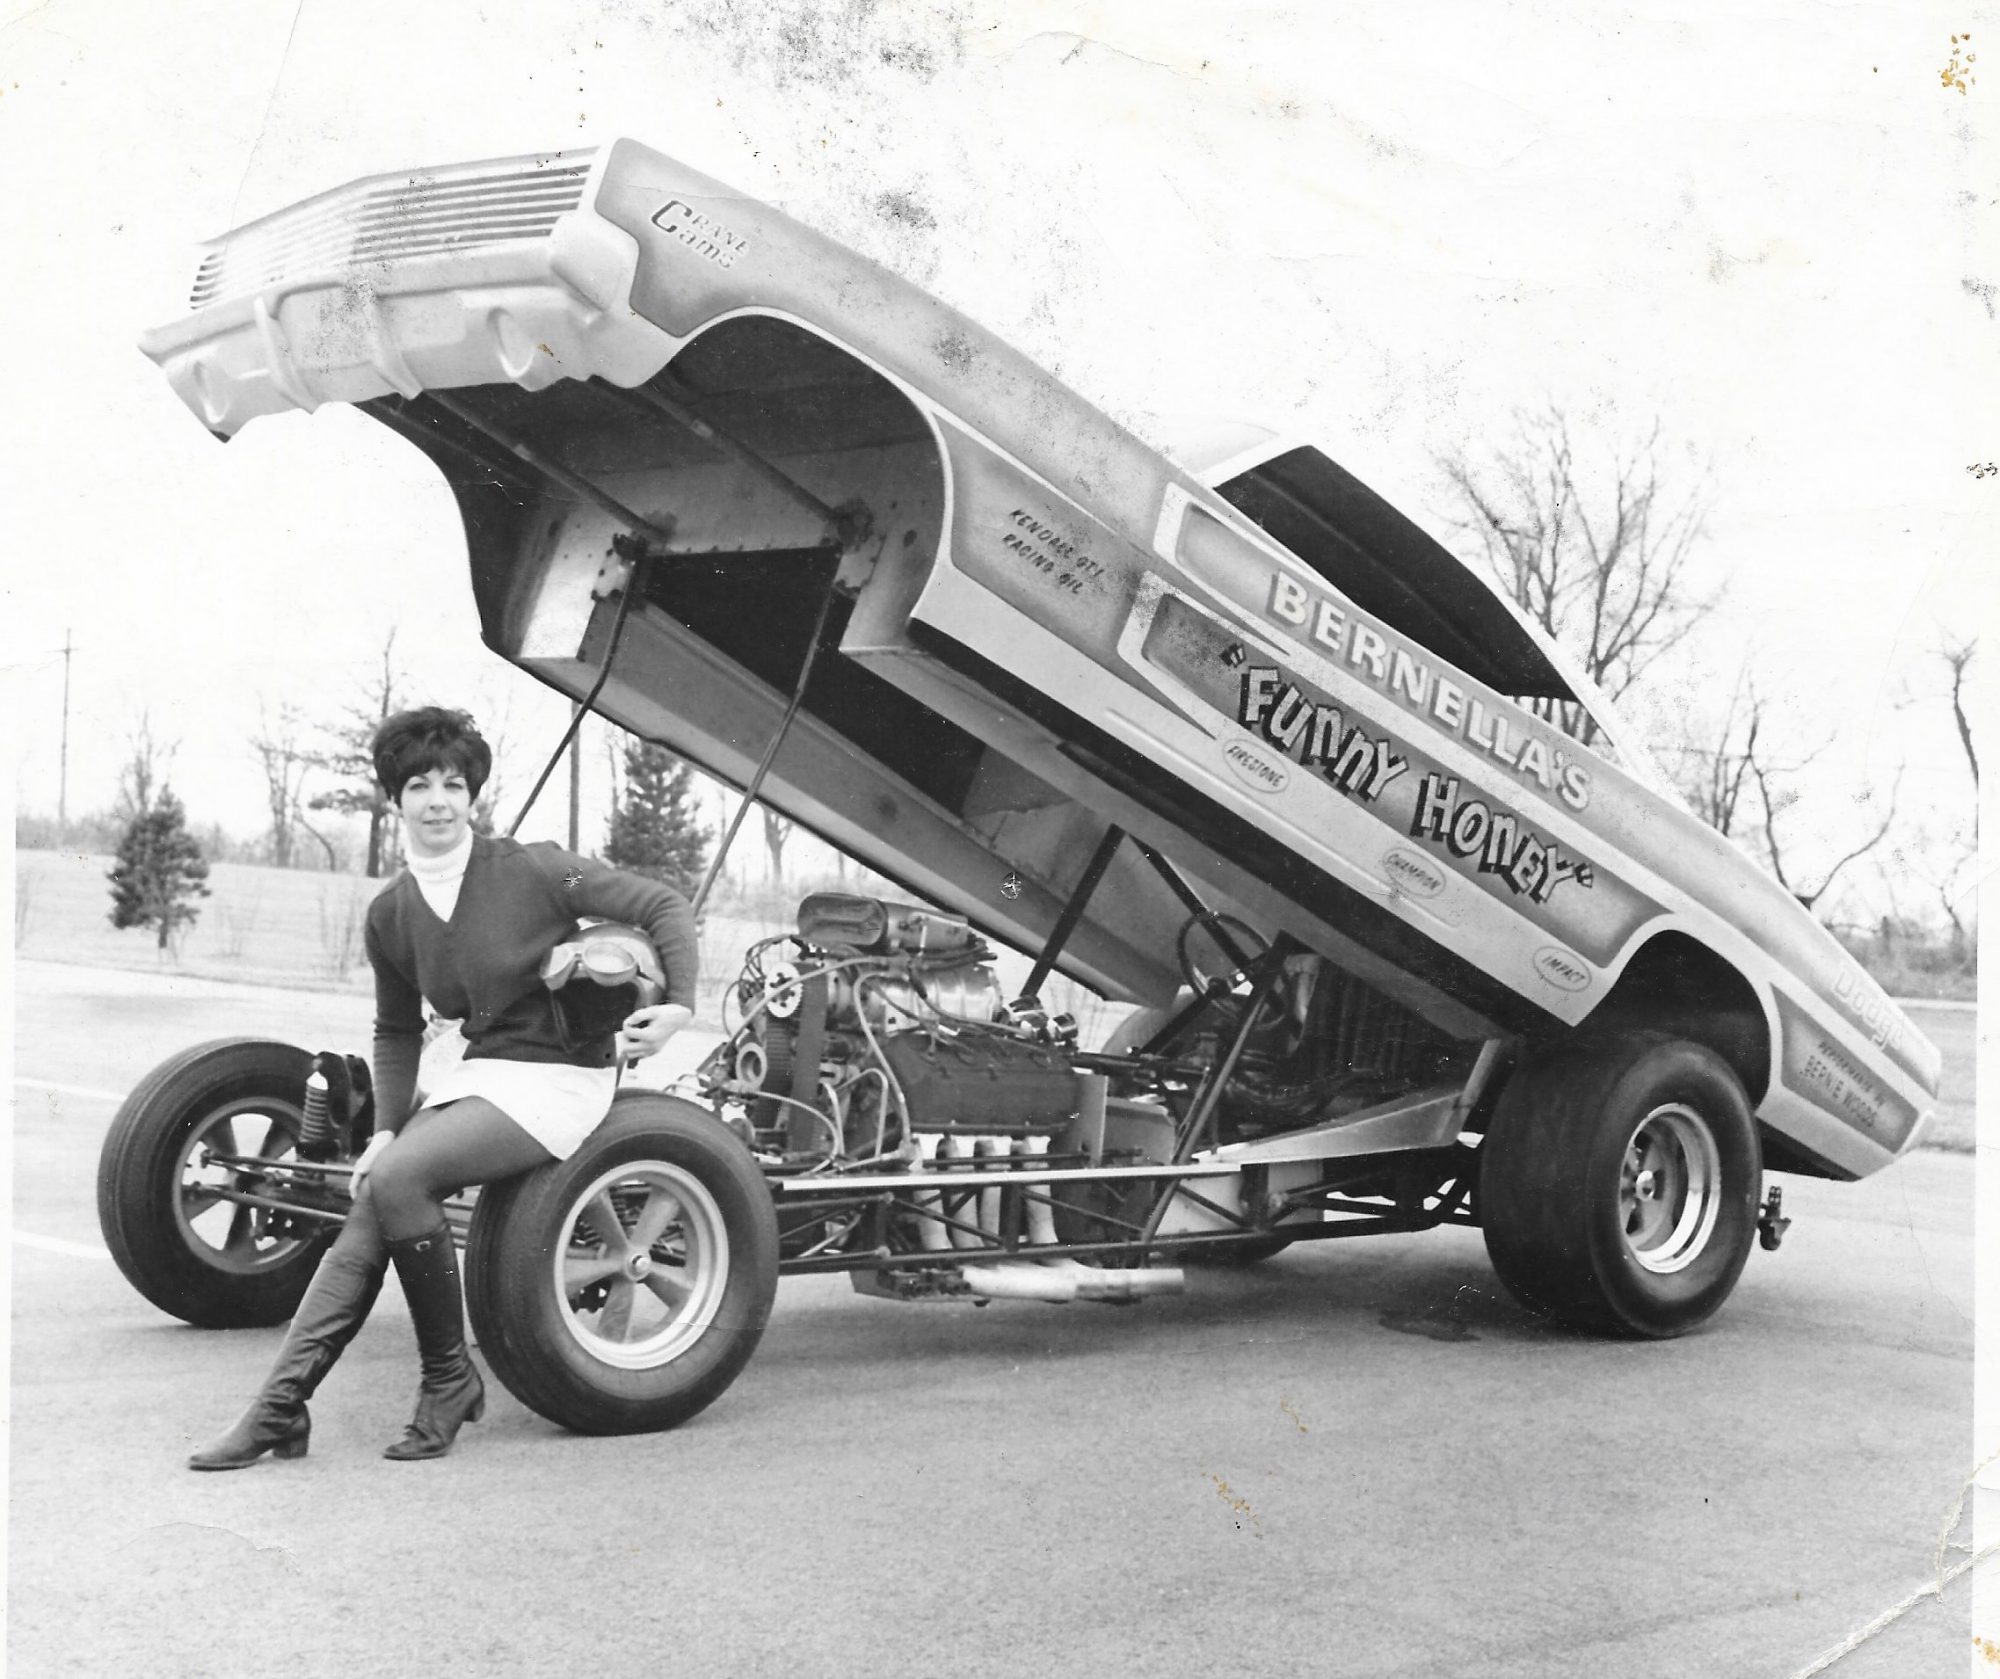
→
(407, 829, 473, 920)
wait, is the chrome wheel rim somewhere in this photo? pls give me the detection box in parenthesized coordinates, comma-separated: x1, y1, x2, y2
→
(173, 1096, 315, 1274)
(1618, 1102, 1722, 1275)
(555, 1162, 729, 1370)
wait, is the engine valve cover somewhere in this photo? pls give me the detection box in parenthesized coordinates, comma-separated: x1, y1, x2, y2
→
(880, 1032, 1078, 1134)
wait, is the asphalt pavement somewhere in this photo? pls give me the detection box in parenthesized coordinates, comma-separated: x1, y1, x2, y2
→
(7, 959, 1982, 1678)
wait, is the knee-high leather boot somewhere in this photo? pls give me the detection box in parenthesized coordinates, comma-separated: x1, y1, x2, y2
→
(382, 1222, 485, 1461)
(187, 1199, 389, 1470)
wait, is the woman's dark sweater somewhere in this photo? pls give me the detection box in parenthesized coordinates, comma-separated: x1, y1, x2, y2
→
(364, 834, 698, 1133)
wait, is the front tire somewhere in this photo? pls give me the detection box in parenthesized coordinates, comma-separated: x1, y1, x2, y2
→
(95, 1038, 334, 1328)
(464, 1093, 780, 1435)
(1478, 1031, 1760, 1337)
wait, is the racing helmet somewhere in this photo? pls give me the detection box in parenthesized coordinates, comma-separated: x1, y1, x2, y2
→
(539, 920, 667, 1049)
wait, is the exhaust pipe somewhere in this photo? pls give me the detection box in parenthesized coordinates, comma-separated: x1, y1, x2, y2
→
(913, 1133, 1181, 1301)
(911, 1133, 952, 1252)
(1021, 1135, 1062, 1247)
(962, 1259, 1185, 1304)
(942, 1133, 982, 1250)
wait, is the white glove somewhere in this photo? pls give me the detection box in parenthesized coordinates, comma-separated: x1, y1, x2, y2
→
(348, 1129, 395, 1196)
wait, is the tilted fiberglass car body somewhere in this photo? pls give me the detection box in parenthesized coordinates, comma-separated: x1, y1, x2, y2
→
(105, 140, 1940, 1433)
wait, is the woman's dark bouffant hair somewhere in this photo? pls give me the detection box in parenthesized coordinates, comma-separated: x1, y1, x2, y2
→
(371, 707, 493, 801)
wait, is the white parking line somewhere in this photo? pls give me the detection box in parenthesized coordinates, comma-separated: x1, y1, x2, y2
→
(15, 1078, 125, 1103)
(14, 1232, 113, 1261)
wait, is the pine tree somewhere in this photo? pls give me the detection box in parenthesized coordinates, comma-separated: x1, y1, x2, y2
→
(604, 739, 709, 897)
(108, 785, 212, 951)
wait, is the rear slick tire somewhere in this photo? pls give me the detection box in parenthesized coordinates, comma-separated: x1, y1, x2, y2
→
(1478, 1031, 1760, 1338)
(464, 1093, 779, 1435)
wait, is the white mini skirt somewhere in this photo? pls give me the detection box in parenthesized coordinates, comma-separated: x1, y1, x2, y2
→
(416, 1055, 620, 1160)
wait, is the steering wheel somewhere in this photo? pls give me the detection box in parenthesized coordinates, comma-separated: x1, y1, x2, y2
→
(1175, 913, 1272, 1000)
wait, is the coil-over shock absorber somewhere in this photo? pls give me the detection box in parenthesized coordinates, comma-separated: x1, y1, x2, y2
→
(297, 1069, 338, 1161)
(296, 1053, 373, 1163)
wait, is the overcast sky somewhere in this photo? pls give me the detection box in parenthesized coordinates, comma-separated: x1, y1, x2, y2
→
(3, 0, 1992, 907)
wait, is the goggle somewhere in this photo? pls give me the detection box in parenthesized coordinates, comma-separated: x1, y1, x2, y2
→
(540, 938, 654, 993)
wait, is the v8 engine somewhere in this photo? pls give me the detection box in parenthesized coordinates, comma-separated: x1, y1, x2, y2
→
(708, 892, 1082, 1167)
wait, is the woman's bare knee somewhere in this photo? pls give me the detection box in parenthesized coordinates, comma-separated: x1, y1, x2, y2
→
(365, 1152, 436, 1233)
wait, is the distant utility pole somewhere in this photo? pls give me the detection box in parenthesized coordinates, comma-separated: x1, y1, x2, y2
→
(58, 628, 72, 832)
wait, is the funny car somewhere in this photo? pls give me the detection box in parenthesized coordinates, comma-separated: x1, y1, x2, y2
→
(104, 139, 1941, 1433)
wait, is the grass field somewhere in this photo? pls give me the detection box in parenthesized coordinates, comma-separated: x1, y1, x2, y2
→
(12, 847, 809, 1028)
(15, 847, 1972, 1149)
(10, 847, 1126, 1045)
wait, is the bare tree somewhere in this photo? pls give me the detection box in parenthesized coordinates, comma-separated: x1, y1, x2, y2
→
(1886, 822, 1977, 958)
(291, 806, 344, 871)
(1665, 673, 1899, 913)
(468, 688, 514, 837)
(1882, 634, 1980, 953)
(601, 726, 624, 829)
(114, 713, 174, 823)
(249, 699, 313, 868)
(1666, 673, 1762, 838)
(307, 630, 403, 877)
(1940, 635, 1978, 791)
(1437, 409, 1717, 742)
(761, 808, 795, 882)
(1748, 746, 1900, 913)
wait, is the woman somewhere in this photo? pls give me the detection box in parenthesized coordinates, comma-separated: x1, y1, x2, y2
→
(189, 707, 698, 1468)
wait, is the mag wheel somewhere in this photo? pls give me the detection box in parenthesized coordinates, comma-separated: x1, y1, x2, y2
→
(95, 1038, 334, 1328)
(464, 1094, 780, 1435)
(1479, 1031, 1760, 1337)
(1618, 1103, 1724, 1274)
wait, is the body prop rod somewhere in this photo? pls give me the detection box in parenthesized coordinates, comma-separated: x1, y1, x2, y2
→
(688, 575, 843, 916)
(503, 537, 655, 838)
(1020, 824, 1126, 1000)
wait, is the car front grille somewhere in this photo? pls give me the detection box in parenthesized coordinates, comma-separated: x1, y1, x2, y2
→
(188, 155, 594, 310)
